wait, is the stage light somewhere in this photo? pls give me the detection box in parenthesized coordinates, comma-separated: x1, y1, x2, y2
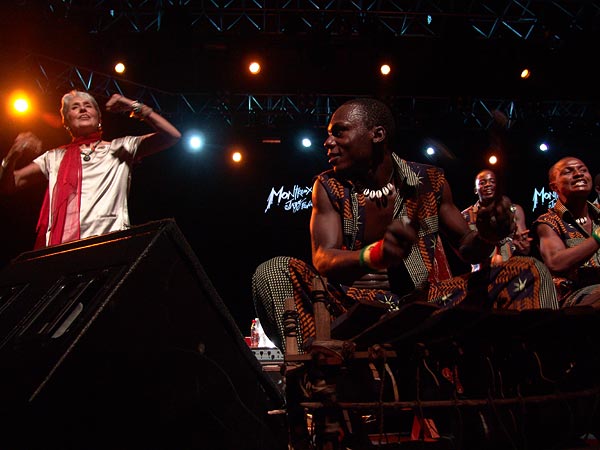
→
(520, 68, 531, 79)
(423, 139, 456, 162)
(232, 151, 243, 163)
(301, 138, 312, 148)
(183, 130, 206, 154)
(539, 142, 549, 152)
(488, 155, 498, 165)
(380, 64, 391, 76)
(7, 90, 35, 118)
(114, 62, 126, 74)
(188, 135, 204, 152)
(249, 61, 261, 74)
(13, 98, 29, 113)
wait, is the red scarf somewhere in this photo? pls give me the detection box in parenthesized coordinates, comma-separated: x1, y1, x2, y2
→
(35, 132, 103, 249)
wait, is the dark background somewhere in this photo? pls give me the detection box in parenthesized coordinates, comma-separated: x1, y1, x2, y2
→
(0, 1, 599, 334)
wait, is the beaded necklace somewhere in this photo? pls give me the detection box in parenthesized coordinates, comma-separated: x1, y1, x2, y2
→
(362, 168, 395, 200)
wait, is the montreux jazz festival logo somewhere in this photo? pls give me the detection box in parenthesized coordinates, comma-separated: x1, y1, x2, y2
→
(532, 186, 558, 212)
(264, 184, 313, 213)
(264, 184, 558, 214)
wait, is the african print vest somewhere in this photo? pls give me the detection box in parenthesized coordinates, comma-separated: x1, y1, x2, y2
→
(315, 154, 452, 290)
(534, 199, 600, 287)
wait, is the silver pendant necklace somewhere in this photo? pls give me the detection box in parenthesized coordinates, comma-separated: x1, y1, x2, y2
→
(81, 140, 100, 162)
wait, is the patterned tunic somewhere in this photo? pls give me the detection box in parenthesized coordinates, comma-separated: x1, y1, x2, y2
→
(462, 202, 517, 271)
(253, 155, 558, 354)
(320, 154, 453, 291)
(533, 199, 600, 306)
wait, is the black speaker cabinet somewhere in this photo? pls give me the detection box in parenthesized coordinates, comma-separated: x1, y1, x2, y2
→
(0, 219, 286, 450)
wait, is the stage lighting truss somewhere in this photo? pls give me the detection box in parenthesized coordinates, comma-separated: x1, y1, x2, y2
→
(20, 53, 597, 132)
(46, 0, 596, 41)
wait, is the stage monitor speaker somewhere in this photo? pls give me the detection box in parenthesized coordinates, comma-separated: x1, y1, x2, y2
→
(0, 219, 287, 450)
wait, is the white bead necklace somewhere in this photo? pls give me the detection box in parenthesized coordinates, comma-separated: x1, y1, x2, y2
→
(362, 169, 395, 200)
(363, 182, 395, 200)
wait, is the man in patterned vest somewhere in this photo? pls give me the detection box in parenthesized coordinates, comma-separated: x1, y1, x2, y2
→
(253, 97, 558, 354)
(462, 169, 531, 271)
(533, 156, 600, 307)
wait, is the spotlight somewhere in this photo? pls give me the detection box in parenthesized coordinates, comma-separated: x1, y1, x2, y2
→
(189, 136, 203, 151)
(249, 61, 261, 75)
(423, 138, 456, 161)
(184, 131, 205, 154)
(13, 98, 29, 114)
(8, 90, 35, 118)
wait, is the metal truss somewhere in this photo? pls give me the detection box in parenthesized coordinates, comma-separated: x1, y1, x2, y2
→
(46, 0, 599, 40)
(21, 53, 598, 132)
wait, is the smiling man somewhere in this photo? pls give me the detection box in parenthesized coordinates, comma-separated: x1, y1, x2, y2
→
(533, 156, 600, 307)
(462, 169, 531, 271)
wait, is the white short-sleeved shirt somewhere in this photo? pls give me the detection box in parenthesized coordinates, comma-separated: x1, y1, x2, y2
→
(33, 135, 142, 245)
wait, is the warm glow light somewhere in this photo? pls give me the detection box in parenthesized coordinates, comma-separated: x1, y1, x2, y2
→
(8, 91, 34, 117)
(115, 62, 126, 74)
(13, 98, 29, 113)
(249, 62, 261, 74)
(232, 151, 242, 162)
(380, 64, 391, 76)
(489, 155, 498, 165)
(520, 68, 530, 79)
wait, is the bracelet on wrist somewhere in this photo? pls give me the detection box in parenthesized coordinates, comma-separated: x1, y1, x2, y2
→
(129, 101, 152, 120)
(592, 228, 600, 247)
(359, 240, 387, 271)
(359, 246, 369, 268)
(129, 101, 142, 118)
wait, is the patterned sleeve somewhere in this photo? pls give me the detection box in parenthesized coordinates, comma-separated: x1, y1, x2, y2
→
(532, 213, 557, 234)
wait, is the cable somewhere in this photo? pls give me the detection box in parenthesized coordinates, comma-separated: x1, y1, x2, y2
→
(533, 351, 559, 384)
(422, 359, 441, 388)
(487, 393, 519, 450)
